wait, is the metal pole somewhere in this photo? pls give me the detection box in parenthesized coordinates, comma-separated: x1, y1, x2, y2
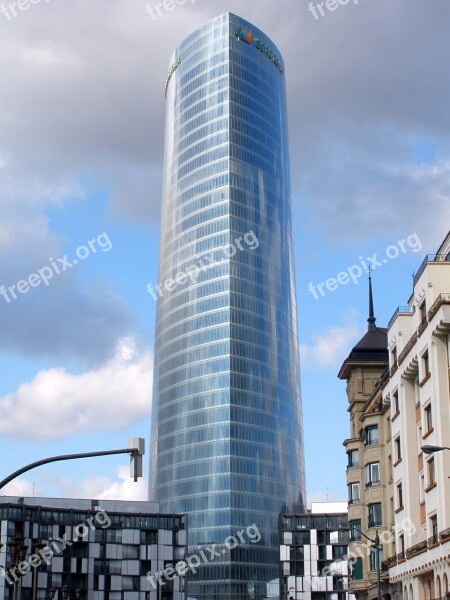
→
(375, 531, 381, 600)
(32, 566, 38, 600)
(0, 448, 139, 490)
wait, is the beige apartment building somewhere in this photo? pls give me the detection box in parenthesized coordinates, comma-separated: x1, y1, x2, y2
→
(339, 278, 396, 600)
(383, 231, 450, 600)
(340, 231, 450, 600)
(338, 278, 393, 600)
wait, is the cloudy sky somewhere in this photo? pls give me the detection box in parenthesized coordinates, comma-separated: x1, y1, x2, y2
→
(0, 0, 449, 505)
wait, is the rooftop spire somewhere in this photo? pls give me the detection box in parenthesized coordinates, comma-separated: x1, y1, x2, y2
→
(368, 268, 376, 330)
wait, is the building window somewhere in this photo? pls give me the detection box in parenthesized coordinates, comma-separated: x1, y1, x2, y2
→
(122, 545, 139, 559)
(430, 515, 438, 543)
(348, 483, 360, 504)
(352, 557, 363, 580)
(395, 436, 402, 462)
(368, 503, 382, 528)
(420, 472, 425, 502)
(419, 301, 427, 320)
(424, 404, 433, 432)
(422, 350, 430, 379)
(393, 390, 399, 414)
(397, 483, 403, 509)
(418, 301, 427, 334)
(391, 346, 398, 366)
(365, 425, 379, 446)
(348, 449, 359, 468)
(428, 457, 435, 486)
(398, 534, 405, 557)
(370, 546, 383, 571)
(350, 520, 362, 541)
(365, 462, 380, 486)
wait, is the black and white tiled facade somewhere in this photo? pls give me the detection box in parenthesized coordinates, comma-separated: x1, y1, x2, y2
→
(0, 497, 186, 600)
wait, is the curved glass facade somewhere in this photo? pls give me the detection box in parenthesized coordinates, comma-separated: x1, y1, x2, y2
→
(149, 13, 305, 599)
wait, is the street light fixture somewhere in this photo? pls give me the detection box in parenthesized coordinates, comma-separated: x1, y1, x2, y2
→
(421, 445, 450, 455)
(351, 527, 382, 600)
(0, 438, 145, 490)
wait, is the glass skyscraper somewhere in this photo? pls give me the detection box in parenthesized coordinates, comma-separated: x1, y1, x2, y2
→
(149, 13, 305, 599)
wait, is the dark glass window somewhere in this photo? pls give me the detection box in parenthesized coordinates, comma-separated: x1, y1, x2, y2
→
(365, 425, 379, 446)
(368, 503, 382, 528)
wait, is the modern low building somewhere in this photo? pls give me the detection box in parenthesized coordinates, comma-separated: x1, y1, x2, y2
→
(383, 231, 450, 600)
(280, 502, 353, 600)
(339, 279, 395, 600)
(0, 497, 187, 600)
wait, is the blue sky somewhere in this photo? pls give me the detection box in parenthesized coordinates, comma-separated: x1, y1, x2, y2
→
(0, 0, 449, 505)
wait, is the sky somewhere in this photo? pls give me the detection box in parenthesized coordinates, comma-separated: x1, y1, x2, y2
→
(0, 0, 449, 506)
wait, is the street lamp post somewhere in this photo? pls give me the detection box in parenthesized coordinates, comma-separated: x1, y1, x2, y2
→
(0, 438, 145, 491)
(352, 527, 382, 600)
(374, 531, 381, 600)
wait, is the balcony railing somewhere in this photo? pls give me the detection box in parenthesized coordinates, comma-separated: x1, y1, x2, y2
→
(428, 533, 439, 546)
(418, 316, 428, 336)
(398, 331, 418, 366)
(440, 527, 450, 541)
(405, 539, 428, 558)
(428, 293, 450, 321)
(414, 254, 450, 285)
(388, 305, 414, 329)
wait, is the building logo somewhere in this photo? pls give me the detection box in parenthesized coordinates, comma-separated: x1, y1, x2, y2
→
(235, 26, 283, 74)
(165, 56, 181, 97)
(236, 26, 254, 44)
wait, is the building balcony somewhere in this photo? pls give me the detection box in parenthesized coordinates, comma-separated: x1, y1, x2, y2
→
(428, 293, 450, 323)
(398, 331, 418, 366)
(388, 305, 414, 330)
(418, 315, 428, 337)
(405, 539, 428, 558)
(413, 254, 450, 286)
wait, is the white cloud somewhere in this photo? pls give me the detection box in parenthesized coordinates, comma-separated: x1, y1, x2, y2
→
(0, 338, 152, 439)
(1, 466, 148, 501)
(49, 465, 149, 501)
(306, 488, 343, 508)
(1, 477, 35, 497)
(300, 323, 361, 369)
(88, 465, 148, 501)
